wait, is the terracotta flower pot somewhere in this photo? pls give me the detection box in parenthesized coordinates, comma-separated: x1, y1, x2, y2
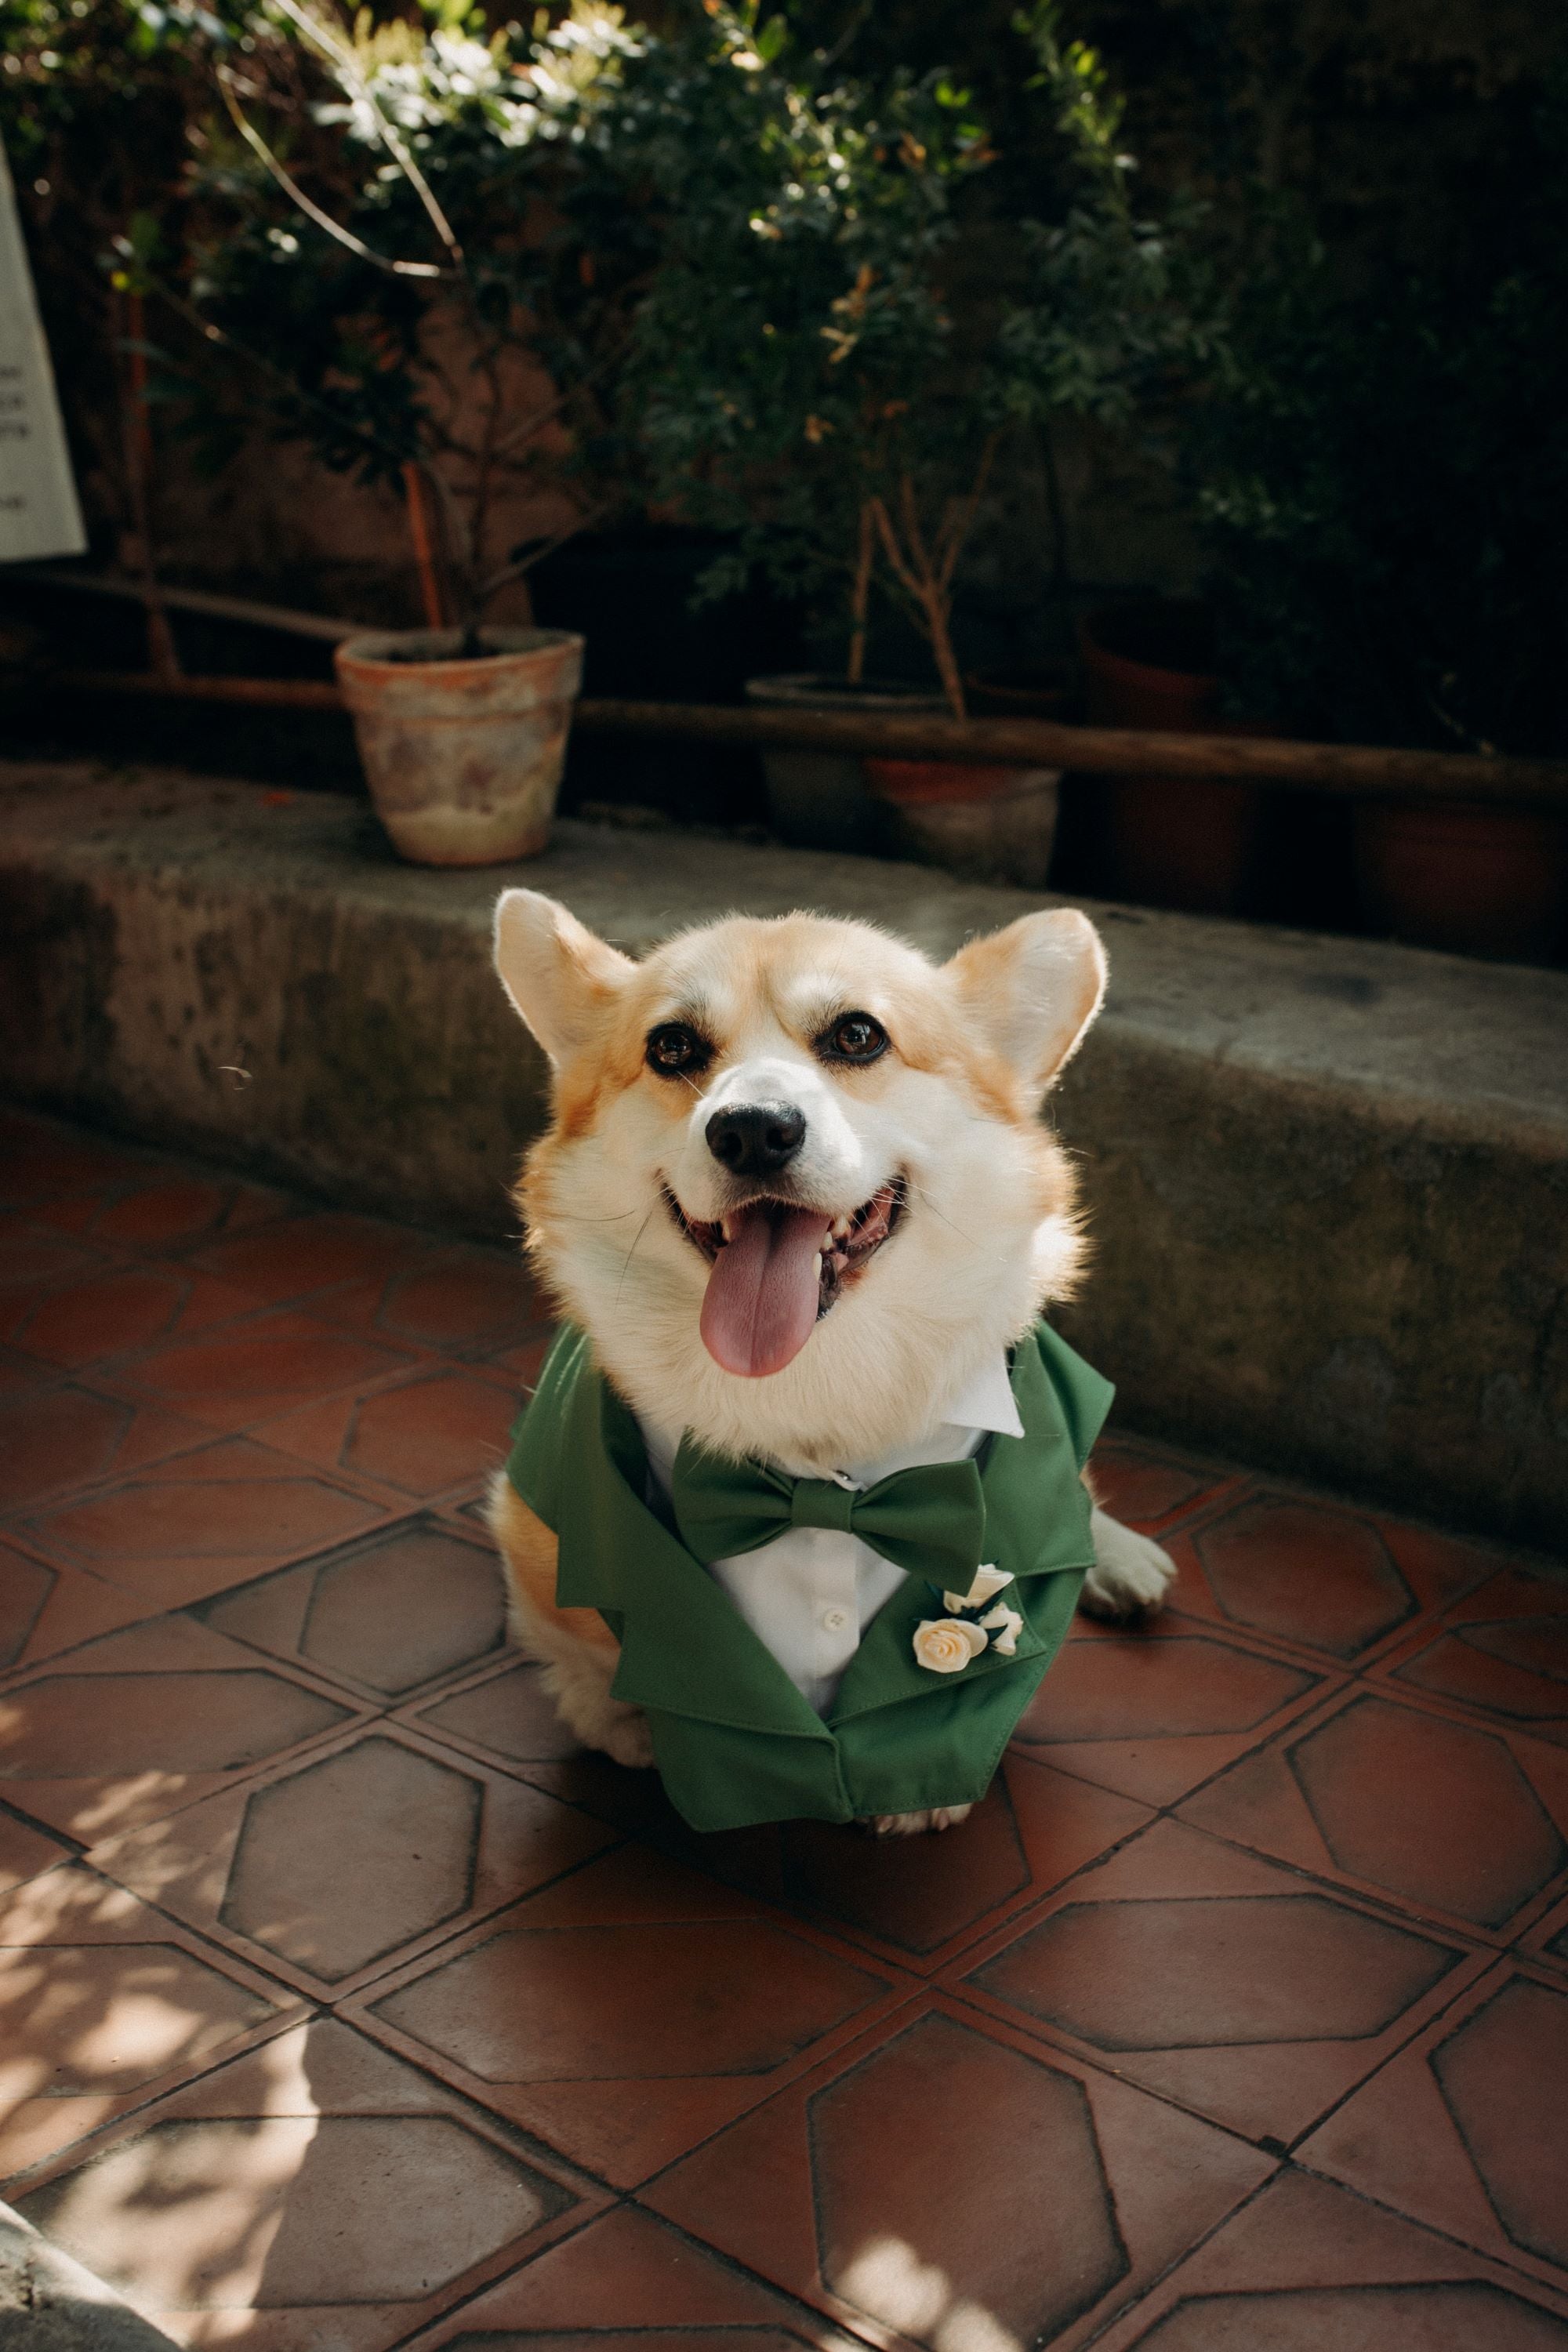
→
(335, 626, 584, 867)
(1354, 800, 1567, 961)
(865, 756, 1062, 889)
(1079, 601, 1265, 915)
(745, 673, 944, 852)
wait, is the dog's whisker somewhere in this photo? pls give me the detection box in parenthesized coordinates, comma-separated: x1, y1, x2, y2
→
(552, 1215, 642, 1230)
(907, 1181, 977, 1248)
(613, 1207, 656, 1312)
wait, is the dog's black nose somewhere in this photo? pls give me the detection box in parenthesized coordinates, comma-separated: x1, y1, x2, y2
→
(706, 1102, 807, 1177)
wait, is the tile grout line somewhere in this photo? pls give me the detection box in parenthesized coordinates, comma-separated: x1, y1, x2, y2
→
(1072, 2162, 1290, 2352)
(1281, 2152, 1568, 2310)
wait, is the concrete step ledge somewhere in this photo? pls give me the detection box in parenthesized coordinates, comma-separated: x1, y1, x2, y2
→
(2, 760, 1563, 1545)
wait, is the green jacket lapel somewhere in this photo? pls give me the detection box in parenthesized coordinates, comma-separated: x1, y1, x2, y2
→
(827, 1559, 1049, 1723)
(982, 1329, 1108, 1580)
(826, 1325, 1105, 1725)
(550, 1356, 833, 1744)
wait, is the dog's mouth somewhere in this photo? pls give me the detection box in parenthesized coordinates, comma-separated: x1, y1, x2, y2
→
(662, 1179, 906, 1378)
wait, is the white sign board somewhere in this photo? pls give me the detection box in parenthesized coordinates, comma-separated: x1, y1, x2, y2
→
(0, 131, 85, 562)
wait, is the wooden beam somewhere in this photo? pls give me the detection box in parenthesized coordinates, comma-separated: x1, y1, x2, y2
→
(11, 566, 362, 644)
(67, 670, 345, 709)
(573, 699, 1568, 808)
(55, 670, 1568, 808)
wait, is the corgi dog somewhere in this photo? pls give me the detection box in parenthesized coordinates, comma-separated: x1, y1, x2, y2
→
(487, 890, 1174, 1835)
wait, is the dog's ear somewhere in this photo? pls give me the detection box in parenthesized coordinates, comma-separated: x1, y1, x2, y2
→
(945, 909, 1107, 1094)
(493, 890, 634, 1065)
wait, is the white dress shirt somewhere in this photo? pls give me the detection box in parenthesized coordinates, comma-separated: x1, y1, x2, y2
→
(636, 1356, 1025, 1718)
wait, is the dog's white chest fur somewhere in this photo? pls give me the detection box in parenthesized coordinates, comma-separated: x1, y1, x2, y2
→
(634, 1355, 1023, 1716)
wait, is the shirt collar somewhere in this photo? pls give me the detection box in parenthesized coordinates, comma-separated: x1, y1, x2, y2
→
(942, 1352, 1026, 1441)
(638, 1349, 1023, 1498)
(831, 1352, 1023, 1489)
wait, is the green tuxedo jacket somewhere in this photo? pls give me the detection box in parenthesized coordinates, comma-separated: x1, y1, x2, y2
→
(505, 1321, 1112, 1833)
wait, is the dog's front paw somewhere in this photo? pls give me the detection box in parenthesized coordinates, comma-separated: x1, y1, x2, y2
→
(596, 1706, 656, 1770)
(544, 1661, 656, 1770)
(863, 1804, 975, 1837)
(1080, 1508, 1177, 1619)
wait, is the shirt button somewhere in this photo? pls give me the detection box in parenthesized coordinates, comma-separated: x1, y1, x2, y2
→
(821, 1606, 850, 1633)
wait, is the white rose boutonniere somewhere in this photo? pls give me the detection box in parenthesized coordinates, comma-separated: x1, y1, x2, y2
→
(913, 1617, 989, 1675)
(942, 1563, 1014, 1614)
(979, 1602, 1025, 1657)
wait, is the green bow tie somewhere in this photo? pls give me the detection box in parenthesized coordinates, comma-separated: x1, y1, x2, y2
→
(670, 1438, 988, 1592)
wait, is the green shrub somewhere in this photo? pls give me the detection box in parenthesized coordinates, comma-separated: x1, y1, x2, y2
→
(619, 1, 1208, 713)
(183, 0, 650, 633)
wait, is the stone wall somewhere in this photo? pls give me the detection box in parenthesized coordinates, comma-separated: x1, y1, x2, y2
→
(4, 761, 1565, 1545)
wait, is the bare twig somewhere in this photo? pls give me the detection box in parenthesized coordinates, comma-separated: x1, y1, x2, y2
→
(490, 376, 576, 460)
(401, 462, 446, 627)
(937, 430, 999, 592)
(475, 500, 610, 599)
(867, 493, 924, 606)
(267, 0, 466, 270)
(465, 338, 507, 615)
(413, 456, 474, 613)
(868, 494, 948, 684)
(898, 471, 929, 564)
(848, 499, 874, 683)
(119, 289, 181, 681)
(872, 477, 967, 717)
(216, 66, 444, 278)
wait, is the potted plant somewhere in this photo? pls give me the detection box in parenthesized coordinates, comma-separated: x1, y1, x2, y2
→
(604, 3, 981, 854)
(1186, 153, 1568, 959)
(619, 2, 1207, 882)
(990, 9, 1243, 910)
(870, 5, 1212, 886)
(1070, 593, 1283, 913)
(173, 0, 651, 863)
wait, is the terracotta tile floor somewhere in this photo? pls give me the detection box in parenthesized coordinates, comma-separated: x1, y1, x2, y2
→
(2, 1103, 1566, 2351)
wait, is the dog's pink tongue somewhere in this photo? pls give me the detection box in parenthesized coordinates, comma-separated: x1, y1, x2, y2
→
(700, 1203, 830, 1377)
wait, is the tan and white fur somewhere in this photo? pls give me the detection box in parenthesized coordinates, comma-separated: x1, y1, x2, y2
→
(488, 891, 1174, 1833)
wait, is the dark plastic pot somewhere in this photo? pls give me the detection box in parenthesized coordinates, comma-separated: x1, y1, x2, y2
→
(1354, 800, 1567, 961)
(743, 673, 944, 852)
(1079, 601, 1264, 915)
(864, 756, 1061, 888)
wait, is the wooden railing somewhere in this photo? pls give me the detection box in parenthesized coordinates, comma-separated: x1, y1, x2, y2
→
(52, 670, 1568, 809)
(16, 564, 1568, 808)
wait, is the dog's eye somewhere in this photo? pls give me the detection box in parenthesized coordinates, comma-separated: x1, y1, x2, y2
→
(820, 1012, 889, 1064)
(645, 1022, 710, 1077)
